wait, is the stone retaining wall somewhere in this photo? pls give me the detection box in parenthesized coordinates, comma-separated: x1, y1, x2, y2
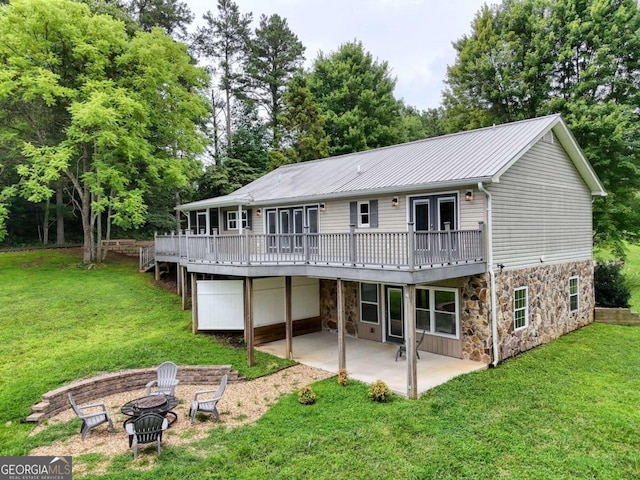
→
(101, 239, 153, 257)
(595, 307, 640, 326)
(27, 365, 242, 423)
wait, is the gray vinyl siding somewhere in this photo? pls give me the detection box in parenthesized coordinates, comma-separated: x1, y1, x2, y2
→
(460, 190, 486, 230)
(490, 135, 593, 268)
(321, 191, 485, 233)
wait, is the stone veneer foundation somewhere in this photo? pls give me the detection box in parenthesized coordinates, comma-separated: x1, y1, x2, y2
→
(317, 260, 594, 365)
(495, 260, 594, 360)
(319, 279, 359, 335)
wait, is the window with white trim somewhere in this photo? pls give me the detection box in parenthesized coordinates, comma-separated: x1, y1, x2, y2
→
(415, 287, 458, 338)
(360, 283, 379, 324)
(226, 210, 247, 230)
(569, 276, 579, 312)
(514, 287, 528, 330)
(358, 201, 370, 227)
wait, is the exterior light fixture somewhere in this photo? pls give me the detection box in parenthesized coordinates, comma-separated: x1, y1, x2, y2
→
(320, 203, 326, 211)
(391, 196, 399, 207)
(465, 190, 473, 202)
(256, 209, 262, 217)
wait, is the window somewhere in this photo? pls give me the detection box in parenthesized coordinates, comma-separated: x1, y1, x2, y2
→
(569, 276, 579, 312)
(360, 283, 379, 324)
(514, 287, 528, 330)
(358, 201, 370, 227)
(226, 210, 247, 230)
(415, 287, 458, 338)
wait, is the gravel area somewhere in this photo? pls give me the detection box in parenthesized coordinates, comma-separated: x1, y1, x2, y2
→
(30, 365, 333, 472)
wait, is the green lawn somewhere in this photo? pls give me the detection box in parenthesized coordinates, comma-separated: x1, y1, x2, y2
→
(2, 250, 640, 479)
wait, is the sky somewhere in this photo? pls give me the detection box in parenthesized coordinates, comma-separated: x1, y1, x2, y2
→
(187, 0, 488, 110)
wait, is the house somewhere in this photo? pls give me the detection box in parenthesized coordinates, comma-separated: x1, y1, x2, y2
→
(152, 114, 606, 398)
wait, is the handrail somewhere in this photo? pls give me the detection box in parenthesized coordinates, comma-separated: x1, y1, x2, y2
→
(154, 228, 485, 270)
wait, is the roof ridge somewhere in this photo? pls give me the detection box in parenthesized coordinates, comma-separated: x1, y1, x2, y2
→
(275, 113, 562, 171)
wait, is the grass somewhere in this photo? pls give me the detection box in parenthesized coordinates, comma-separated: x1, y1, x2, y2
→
(0, 249, 293, 455)
(2, 250, 640, 478)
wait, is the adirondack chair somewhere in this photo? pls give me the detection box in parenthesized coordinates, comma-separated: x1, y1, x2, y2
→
(68, 393, 115, 440)
(145, 361, 179, 396)
(395, 330, 426, 362)
(125, 413, 168, 460)
(189, 374, 228, 425)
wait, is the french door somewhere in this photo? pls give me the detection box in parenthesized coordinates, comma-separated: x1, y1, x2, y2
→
(385, 286, 404, 344)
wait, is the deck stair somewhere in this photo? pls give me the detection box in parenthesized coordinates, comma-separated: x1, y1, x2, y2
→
(139, 244, 155, 272)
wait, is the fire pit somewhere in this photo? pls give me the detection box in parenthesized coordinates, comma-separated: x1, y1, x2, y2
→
(121, 395, 178, 427)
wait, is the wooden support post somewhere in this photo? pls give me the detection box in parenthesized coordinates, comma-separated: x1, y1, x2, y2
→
(285, 276, 293, 360)
(154, 261, 160, 281)
(244, 277, 255, 367)
(176, 265, 182, 296)
(191, 272, 198, 334)
(405, 284, 418, 399)
(181, 267, 188, 310)
(337, 278, 346, 371)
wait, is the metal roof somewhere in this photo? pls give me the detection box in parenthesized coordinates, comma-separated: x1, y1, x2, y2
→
(180, 114, 606, 210)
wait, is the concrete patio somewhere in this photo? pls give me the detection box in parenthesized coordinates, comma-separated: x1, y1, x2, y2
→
(256, 331, 488, 397)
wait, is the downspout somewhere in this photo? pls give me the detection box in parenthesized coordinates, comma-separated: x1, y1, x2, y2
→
(477, 182, 500, 367)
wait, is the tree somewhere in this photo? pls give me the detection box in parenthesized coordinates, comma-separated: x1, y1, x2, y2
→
(279, 74, 330, 163)
(126, 0, 193, 38)
(441, 0, 640, 253)
(226, 99, 270, 172)
(307, 40, 405, 156)
(194, 0, 252, 155)
(244, 14, 305, 148)
(0, 0, 209, 261)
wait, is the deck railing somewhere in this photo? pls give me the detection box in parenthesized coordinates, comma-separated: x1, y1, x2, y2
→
(154, 223, 485, 270)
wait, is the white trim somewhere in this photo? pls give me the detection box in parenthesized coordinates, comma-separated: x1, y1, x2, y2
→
(569, 276, 579, 313)
(226, 210, 248, 231)
(406, 190, 461, 231)
(359, 282, 379, 325)
(514, 286, 529, 331)
(415, 286, 460, 339)
(358, 201, 370, 228)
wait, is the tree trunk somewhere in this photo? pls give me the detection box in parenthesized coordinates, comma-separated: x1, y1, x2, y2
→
(102, 197, 112, 262)
(96, 192, 102, 263)
(42, 197, 50, 245)
(56, 186, 65, 245)
(80, 144, 93, 263)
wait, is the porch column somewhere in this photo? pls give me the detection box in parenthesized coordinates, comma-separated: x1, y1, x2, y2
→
(404, 284, 418, 399)
(337, 278, 346, 371)
(154, 260, 160, 281)
(285, 276, 293, 360)
(244, 277, 255, 367)
(238, 204, 243, 235)
(191, 272, 198, 334)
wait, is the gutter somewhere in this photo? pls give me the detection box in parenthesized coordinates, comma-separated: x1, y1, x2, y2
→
(477, 182, 500, 367)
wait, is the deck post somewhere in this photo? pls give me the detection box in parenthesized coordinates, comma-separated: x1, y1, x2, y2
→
(405, 284, 418, 399)
(176, 265, 182, 296)
(445, 222, 452, 264)
(191, 272, 198, 334)
(349, 225, 356, 265)
(181, 266, 188, 310)
(407, 222, 415, 269)
(285, 276, 293, 360)
(244, 228, 251, 265)
(337, 278, 346, 370)
(244, 277, 255, 367)
(478, 221, 485, 260)
(303, 226, 310, 264)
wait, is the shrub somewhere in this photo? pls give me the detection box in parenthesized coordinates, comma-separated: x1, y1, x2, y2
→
(594, 262, 631, 308)
(297, 385, 316, 405)
(337, 368, 348, 386)
(368, 380, 390, 402)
